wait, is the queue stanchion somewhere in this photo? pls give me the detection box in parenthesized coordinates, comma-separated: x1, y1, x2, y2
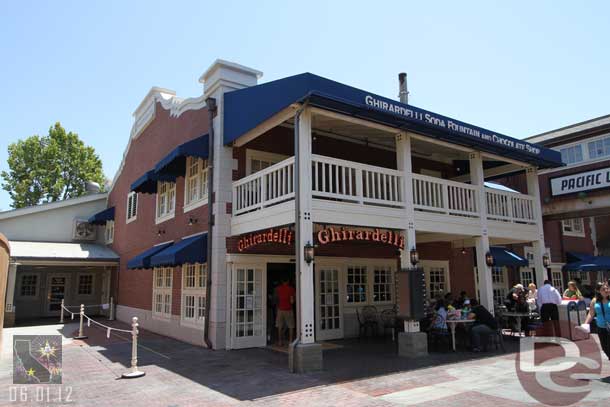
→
(60, 299, 65, 324)
(122, 317, 145, 378)
(74, 304, 88, 340)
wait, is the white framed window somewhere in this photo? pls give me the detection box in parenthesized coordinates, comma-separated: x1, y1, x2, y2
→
(552, 269, 564, 292)
(126, 192, 138, 223)
(156, 181, 176, 223)
(77, 274, 94, 296)
(153, 267, 173, 319)
(245, 149, 288, 175)
(184, 157, 209, 212)
(520, 268, 534, 287)
(19, 274, 38, 297)
(181, 263, 207, 327)
(588, 135, 610, 160)
(372, 265, 393, 303)
(422, 261, 450, 300)
(567, 271, 590, 285)
(105, 220, 114, 244)
(346, 265, 367, 303)
(562, 218, 585, 237)
(559, 145, 584, 165)
(492, 266, 508, 306)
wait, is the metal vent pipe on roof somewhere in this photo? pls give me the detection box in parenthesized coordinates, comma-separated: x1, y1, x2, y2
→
(398, 72, 409, 104)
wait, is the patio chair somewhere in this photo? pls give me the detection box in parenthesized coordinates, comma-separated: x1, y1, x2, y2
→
(356, 306, 379, 338)
(486, 315, 506, 352)
(380, 308, 398, 341)
(428, 313, 451, 351)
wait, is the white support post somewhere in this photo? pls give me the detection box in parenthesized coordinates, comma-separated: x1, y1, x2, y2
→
(296, 108, 315, 344)
(122, 317, 145, 378)
(109, 297, 115, 321)
(470, 152, 494, 312)
(60, 299, 65, 324)
(74, 304, 88, 340)
(526, 166, 548, 285)
(4, 263, 17, 326)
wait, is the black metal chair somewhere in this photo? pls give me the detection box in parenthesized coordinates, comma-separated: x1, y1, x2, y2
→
(356, 306, 378, 338)
(380, 308, 398, 340)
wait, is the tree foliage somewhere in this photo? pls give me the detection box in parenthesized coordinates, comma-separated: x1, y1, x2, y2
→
(1, 122, 106, 208)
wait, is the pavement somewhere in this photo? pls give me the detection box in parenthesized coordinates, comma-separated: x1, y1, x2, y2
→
(1, 319, 610, 406)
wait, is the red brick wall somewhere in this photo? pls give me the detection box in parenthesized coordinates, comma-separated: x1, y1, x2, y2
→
(108, 103, 210, 313)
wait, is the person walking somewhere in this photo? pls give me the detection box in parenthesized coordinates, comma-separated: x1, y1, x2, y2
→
(584, 282, 610, 361)
(537, 280, 562, 338)
(275, 277, 295, 347)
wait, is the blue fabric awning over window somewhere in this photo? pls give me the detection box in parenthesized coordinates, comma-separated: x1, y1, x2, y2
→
(150, 233, 208, 267)
(491, 247, 528, 267)
(88, 207, 115, 225)
(130, 170, 175, 194)
(562, 256, 610, 272)
(127, 242, 174, 269)
(154, 134, 209, 180)
(566, 252, 591, 264)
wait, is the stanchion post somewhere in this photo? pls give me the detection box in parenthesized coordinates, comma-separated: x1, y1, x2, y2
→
(60, 299, 65, 324)
(109, 297, 115, 321)
(122, 317, 145, 378)
(74, 304, 88, 340)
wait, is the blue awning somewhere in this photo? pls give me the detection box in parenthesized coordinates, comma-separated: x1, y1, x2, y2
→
(154, 134, 209, 180)
(223, 73, 563, 169)
(127, 242, 174, 269)
(566, 252, 592, 264)
(150, 233, 208, 267)
(562, 256, 610, 272)
(491, 247, 528, 267)
(88, 207, 115, 225)
(130, 170, 175, 194)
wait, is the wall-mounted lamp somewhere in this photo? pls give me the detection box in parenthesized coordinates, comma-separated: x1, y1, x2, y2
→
(485, 251, 495, 267)
(188, 217, 198, 226)
(409, 248, 419, 266)
(543, 254, 551, 268)
(157, 229, 166, 236)
(304, 242, 314, 264)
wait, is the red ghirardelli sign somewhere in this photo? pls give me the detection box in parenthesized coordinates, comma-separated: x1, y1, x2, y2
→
(238, 228, 294, 252)
(317, 227, 404, 249)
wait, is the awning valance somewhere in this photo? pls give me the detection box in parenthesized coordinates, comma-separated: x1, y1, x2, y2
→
(491, 247, 528, 267)
(562, 256, 610, 272)
(130, 170, 175, 194)
(154, 134, 209, 180)
(127, 242, 173, 269)
(150, 233, 207, 267)
(88, 207, 115, 225)
(566, 252, 591, 264)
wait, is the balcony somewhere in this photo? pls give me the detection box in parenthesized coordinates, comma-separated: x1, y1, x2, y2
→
(231, 155, 538, 239)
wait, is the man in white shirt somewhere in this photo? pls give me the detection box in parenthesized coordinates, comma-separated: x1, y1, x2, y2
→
(537, 280, 562, 337)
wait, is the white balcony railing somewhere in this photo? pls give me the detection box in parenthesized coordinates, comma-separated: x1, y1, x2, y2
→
(232, 154, 537, 226)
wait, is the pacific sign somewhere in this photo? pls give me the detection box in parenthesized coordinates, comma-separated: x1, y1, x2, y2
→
(364, 95, 542, 156)
(550, 167, 610, 196)
(317, 227, 404, 249)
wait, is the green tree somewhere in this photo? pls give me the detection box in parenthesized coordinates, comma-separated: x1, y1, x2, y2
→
(1, 122, 105, 208)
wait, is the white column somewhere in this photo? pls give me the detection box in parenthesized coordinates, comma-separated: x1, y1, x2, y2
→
(396, 132, 416, 264)
(5, 262, 17, 313)
(296, 108, 315, 344)
(470, 152, 494, 311)
(526, 166, 548, 285)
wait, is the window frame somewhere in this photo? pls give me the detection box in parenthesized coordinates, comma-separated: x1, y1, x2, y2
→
(76, 273, 95, 297)
(245, 149, 289, 176)
(183, 156, 209, 213)
(181, 263, 207, 328)
(422, 260, 451, 301)
(152, 267, 173, 319)
(342, 260, 395, 306)
(18, 273, 40, 299)
(155, 181, 176, 224)
(126, 192, 138, 223)
(562, 218, 585, 237)
(105, 220, 114, 244)
(552, 132, 610, 168)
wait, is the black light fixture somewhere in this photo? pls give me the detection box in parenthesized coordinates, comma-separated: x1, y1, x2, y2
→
(188, 217, 198, 226)
(304, 242, 314, 264)
(543, 254, 551, 268)
(485, 251, 495, 267)
(460, 239, 467, 255)
(409, 248, 419, 266)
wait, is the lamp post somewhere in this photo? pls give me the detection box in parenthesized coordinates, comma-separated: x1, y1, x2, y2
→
(485, 251, 495, 268)
(409, 248, 419, 267)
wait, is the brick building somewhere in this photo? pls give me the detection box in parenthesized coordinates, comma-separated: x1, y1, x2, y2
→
(88, 59, 565, 369)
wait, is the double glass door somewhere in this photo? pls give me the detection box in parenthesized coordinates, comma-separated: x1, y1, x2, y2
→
(46, 274, 69, 315)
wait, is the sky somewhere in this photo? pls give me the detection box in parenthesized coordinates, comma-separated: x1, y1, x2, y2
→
(1, 1, 609, 210)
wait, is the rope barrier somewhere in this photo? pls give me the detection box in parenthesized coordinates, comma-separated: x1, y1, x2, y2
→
(59, 299, 145, 379)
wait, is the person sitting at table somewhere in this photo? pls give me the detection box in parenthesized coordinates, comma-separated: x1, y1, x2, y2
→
(431, 299, 448, 331)
(563, 281, 584, 300)
(506, 284, 525, 311)
(527, 283, 538, 312)
(467, 299, 498, 352)
(454, 291, 469, 309)
(444, 292, 456, 311)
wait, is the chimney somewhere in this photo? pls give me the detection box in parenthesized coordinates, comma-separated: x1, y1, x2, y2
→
(398, 72, 409, 104)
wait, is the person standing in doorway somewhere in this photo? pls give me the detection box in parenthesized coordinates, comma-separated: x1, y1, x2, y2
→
(275, 277, 295, 347)
(537, 280, 562, 338)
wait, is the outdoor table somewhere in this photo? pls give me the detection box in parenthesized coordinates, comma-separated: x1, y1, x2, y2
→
(501, 311, 533, 336)
(446, 319, 475, 351)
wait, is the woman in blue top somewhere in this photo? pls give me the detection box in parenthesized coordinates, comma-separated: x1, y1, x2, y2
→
(585, 282, 610, 360)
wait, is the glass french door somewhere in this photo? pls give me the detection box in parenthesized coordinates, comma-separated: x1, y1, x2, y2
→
(47, 274, 69, 315)
(315, 266, 343, 340)
(231, 265, 266, 349)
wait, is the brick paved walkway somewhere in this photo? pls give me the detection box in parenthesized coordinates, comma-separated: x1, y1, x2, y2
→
(1, 320, 609, 406)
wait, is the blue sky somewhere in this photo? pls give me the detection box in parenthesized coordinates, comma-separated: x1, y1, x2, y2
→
(1, 1, 608, 210)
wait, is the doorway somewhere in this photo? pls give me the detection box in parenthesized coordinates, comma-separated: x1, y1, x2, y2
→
(266, 263, 296, 347)
(46, 274, 69, 316)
